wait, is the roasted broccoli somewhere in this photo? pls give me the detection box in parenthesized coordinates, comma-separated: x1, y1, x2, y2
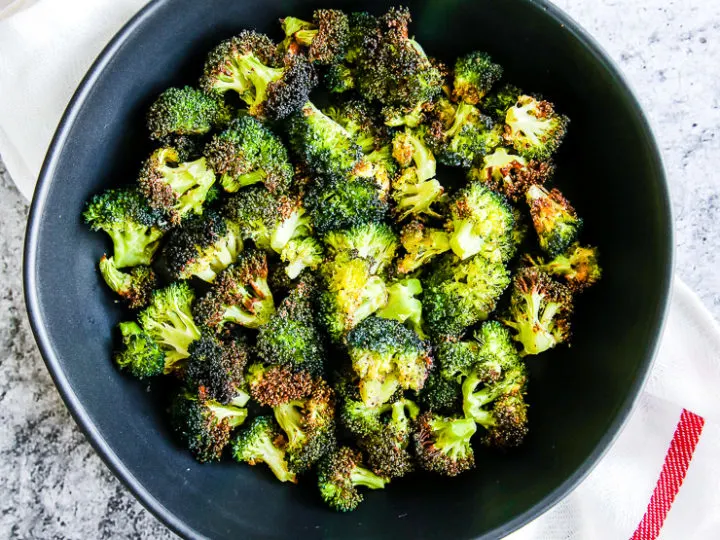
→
(376, 278, 425, 337)
(526, 243, 602, 292)
(392, 128, 436, 183)
(346, 316, 431, 407)
(467, 147, 553, 202)
(146, 86, 232, 140)
(194, 249, 275, 331)
(391, 167, 444, 221)
(481, 83, 522, 121)
(185, 332, 250, 404)
(280, 236, 324, 278)
(452, 51, 503, 105)
(204, 116, 293, 194)
(502, 267, 573, 355)
(413, 412, 476, 476)
(324, 63, 356, 93)
(396, 220, 451, 274)
(317, 446, 389, 512)
(232, 415, 297, 483)
(282, 10, 350, 65)
(324, 98, 387, 154)
(323, 222, 398, 275)
(526, 185, 583, 256)
(114, 321, 165, 379)
(306, 177, 388, 235)
(99, 255, 156, 309)
(83, 187, 167, 268)
(503, 95, 569, 161)
(417, 371, 463, 414)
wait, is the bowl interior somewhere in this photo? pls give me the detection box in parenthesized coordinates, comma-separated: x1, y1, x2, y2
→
(24, 0, 671, 538)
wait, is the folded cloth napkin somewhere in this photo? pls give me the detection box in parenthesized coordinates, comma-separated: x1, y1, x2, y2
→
(2, 2, 719, 538)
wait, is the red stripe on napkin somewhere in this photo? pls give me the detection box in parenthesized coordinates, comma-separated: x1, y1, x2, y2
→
(631, 409, 705, 540)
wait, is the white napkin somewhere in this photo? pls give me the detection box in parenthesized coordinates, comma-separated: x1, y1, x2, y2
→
(2, 2, 719, 538)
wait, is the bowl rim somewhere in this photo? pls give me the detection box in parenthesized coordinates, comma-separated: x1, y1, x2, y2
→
(22, 0, 674, 538)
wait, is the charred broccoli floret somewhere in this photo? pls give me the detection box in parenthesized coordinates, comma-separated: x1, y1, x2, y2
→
(139, 147, 216, 224)
(526, 243, 602, 292)
(324, 98, 388, 154)
(452, 51, 503, 105)
(323, 222, 398, 275)
(391, 167, 444, 221)
(396, 220, 451, 274)
(526, 185, 583, 256)
(504, 95, 569, 161)
(185, 332, 250, 404)
(502, 267, 573, 355)
(204, 116, 293, 194)
(317, 446, 389, 512)
(194, 249, 275, 331)
(413, 412, 476, 476)
(170, 386, 249, 463)
(200, 31, 316, 120)
(163, 211, 243, 282)
(376, 278, 425, 337)
(83, 187, 167, 268)
(467, 147, 553, 202)
(392, 128, 436, 182)
(137, 282, 201, 372)
(417, 371, 463, 414)
(306, 177, 388, 235)
(448, 182, 515, 261)
(282, 10, 350, 64)
(423, 254, 511, 338)
(99, 255, 156, 309)
(114, 321, 165, 379)
(232, 415, 297, 483)
(481, 83, 522, 121)
(146, 86, 232, 140)
(346, 316, 431, 407)
(324, 63, 356, 93)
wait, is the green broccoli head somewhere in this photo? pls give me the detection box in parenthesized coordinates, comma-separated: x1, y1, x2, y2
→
(376, 278, 425, 338)
(256, 278, 326, 377)
(502, 267, 574, 355)
(232, 415, 297, 483)
(114, 321, 165, 379)
(448, 182, 515, 262)
(391, 167, 444, 222)
(282, 9, 350, 65)
(392, 127, 436, 183)
(423, 254, 511, 338)
(146, 86, 232, 140)
(417, 371, 463, 414)
(138, 147, 216, 225)
(346, 316, 432, 408)
(323, 222, 398, 275)
(205, 116, 293, 194)
(481, 393, 529, 450)
(324, 98, 388, 154)
(504, 95, 569, 161)
(317, 446, 389, 512)
(413, 412, 476, 476)
(338, 394, 388, 439)
(163, 211, 243, 282)
(467, 147, 554, 202)
(527, 243, 602, 292)
(194, 248, 275, 331)
(396, 220, 451, 274)
(324, 63, 356, 93)
(170, 387, 248, 463)
(481, 83, 522, 121)
(99, 255, 156, 309)
(281, 236, 324, 279)
(307, 177, 388, 235)
(137, 282, 201, 372)
(526, 185, 583, 256)
(83, 187, 167, 268)
(452, 51, 503, 105)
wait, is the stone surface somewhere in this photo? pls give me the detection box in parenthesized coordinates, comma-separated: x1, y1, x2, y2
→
(0, 0, 718, 537)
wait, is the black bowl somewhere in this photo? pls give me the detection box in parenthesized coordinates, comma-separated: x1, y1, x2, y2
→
(23, 0, 672, 538)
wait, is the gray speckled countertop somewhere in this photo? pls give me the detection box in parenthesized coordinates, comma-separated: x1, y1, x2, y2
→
(0, 0, 718, 538)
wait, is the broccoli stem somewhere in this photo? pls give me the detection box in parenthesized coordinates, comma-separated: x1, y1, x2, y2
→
(274, 401, 307, 447)
(350, 466, 388, 489)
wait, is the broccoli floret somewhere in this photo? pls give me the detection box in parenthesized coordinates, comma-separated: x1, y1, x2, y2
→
(306, 177, 388, 235)
(200, 31, 316, 120)
(137, 282, 201, 372)
(413, 412, 476, 476)
(423, 254, 511, 338)
(163, 211, 243, 282)
(286, 101, 362, 181)
(248, 365, 336, 473)
(323, 223, 398, 275)
(146, 86, 232, 140)
(185, 332, 250, 404)
(392, 128, 436, 182)
(171, 387, 249, 463)
(139, 147, 216, 225)
(282, 10, 350, 65)
(83, 187, 167, 268)
(396, 220, 451, 274)
(232, 415, 297, 483)
(114, 321, 165, 379)
(324, 63, 355, 93)
(448, 182, 515, 261)
(391, 167, 444, 221)
(452, 51, 503, 105)
(382, 101, 427, 128)
(502, 267, 573, 355)
(256, 278, 326, 377)
(338, 395, 388, 439)
(324, 98, 387, 154)
(204, 116, 293, 194)
(317, 446, 389, 512)
(417, 371, 463, 414)
(462, 363, 528, 449)
(99, 255, 156, 309)
(526, 243, 602, 292)
(376, 278, 425, 337)
(504, 95, 569, 161)
(481, 83, 522, 121)
(526, 185, 583, 256)
(318, 252, 388, 341)
(467, 147, 553, 202)
(280, 236, 324, 279)
(194, 249, 275, 331)
(346, 316, 431, 407)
